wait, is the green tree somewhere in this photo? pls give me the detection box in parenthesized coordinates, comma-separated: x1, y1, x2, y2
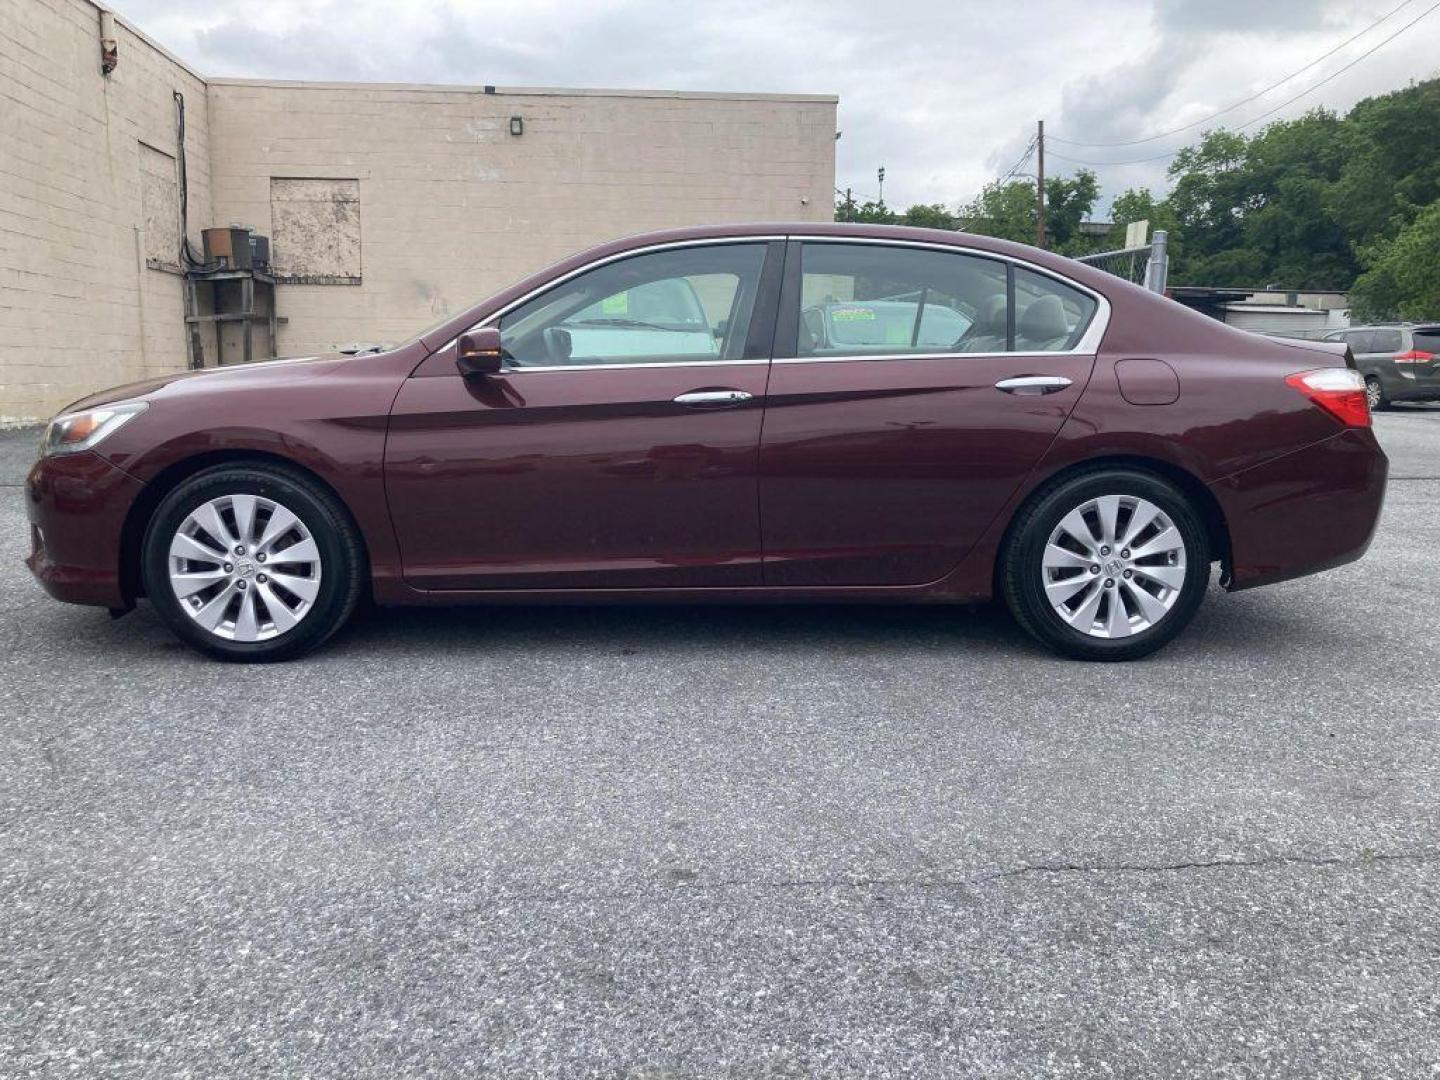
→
(1349, 199, 1440, 321)
(900, 203, 959, 230)
(960, 179, 1040, 243)
(834, 189, 896, 224)
(1045, 169, 1101, 254)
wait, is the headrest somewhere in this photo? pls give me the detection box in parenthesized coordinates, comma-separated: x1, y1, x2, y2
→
(977, 293, 1007, 333)
(1018, 295, 1069, 342)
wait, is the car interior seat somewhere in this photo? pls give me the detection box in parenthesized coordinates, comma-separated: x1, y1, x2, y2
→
(1016, 294, 1072, 352)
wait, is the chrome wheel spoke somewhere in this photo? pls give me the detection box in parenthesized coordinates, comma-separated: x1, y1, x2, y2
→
(1057, 509, 1099, 555)
(1095, 495, 1122, 547)
(267, 571, 320, 604)
(1132, 562, 1185, 590)
(191, 501, 235, 550)
(230, 494, 258, 547)
(168, 494, 322, 643)
(1046, 574, 1093, 605)
(269, 537, 319, 566)
(170, 531, 224, 563)
(192, 584, 237, 631)
(256, 506, 300, 554)
(1043, 543, 1093, 572)
(1129, 526, 1181, 562)
(1064, 580, 1105, 629)
(257, 582, 300, 633)
(1043, 493, 1187, 640)
(1124, 580, 1170, 624)
(233, 587, 259, 640)
(171, 568, 228, 598)
(1104, 591, 1132, 638)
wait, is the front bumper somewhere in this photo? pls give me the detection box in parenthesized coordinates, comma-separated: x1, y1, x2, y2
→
(1211, 428, 1388, 591)
(25, 450, 143, 608)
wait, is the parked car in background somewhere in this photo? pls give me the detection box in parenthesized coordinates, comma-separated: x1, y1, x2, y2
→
(26, 224, 1387, 663)
(1322, 324, 1440, 409)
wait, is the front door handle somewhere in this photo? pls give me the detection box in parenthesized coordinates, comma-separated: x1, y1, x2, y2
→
(995, 375, 1072, 395)
(673, 389, 753, 408)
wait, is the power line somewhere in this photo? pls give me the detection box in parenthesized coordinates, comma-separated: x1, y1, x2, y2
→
(1044, 0, 1440, 168)
(1048, 0, 1416, 148)
(996, 135, 1037, 184)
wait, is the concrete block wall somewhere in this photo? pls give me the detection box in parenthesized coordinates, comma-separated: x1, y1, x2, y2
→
(207, 82, 837, 356)
(0, 0, 836, 420)
(0, 0, 212, 422)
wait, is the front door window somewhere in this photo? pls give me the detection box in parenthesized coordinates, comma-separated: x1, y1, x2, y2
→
(498, 244, 768, 367)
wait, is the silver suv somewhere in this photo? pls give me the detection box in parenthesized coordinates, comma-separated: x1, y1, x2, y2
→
(1322, 324, 1440, 409)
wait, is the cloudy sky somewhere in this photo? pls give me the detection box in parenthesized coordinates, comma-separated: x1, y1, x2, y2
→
(117, 0, 1440, 213)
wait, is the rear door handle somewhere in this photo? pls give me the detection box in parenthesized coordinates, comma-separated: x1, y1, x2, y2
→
(673, 389, 753, 408)
(995, 375, 1072, 395)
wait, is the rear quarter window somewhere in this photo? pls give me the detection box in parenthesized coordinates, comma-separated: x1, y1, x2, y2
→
(1411, 330, 1440, 354)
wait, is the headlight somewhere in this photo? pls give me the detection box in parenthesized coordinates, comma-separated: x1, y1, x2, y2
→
(40, 401, 148, 458)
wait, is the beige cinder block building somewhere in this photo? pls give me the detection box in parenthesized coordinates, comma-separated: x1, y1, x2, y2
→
(0, 0, 838, 423)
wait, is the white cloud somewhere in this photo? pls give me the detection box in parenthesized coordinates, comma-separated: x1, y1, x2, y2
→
(114, 0, 1440, 213)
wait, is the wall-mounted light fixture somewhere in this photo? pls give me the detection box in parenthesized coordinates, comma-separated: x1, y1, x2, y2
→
(99, 10, 118, 75)
(509, 115, 524, 136)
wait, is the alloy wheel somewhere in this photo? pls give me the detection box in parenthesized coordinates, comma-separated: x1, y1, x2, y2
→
(1041, 494, 1187, 639)
(167, 494, 323, 642)
(1365, 378, 1383, 410)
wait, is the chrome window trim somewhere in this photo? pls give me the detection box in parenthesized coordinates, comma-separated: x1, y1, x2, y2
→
(493, 358, 767, 374)
(772, 349, 1096, 366)
(438, 232, 1111, 370)
(785, 234, 1111, 359)
(438, 236, 784, 354)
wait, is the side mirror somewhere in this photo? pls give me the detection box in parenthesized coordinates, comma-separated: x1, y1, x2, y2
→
(456, 329, 504, 377)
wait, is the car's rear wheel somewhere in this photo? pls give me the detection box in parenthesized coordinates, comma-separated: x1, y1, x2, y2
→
(1001, 469, 1210, 661)
(141, 464, 364, 661)
(1365, 376, 1387, 411)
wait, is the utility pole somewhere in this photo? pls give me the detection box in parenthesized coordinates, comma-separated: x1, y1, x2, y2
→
(1035, 120, 1046, 249)
(877, 165, 885, 207)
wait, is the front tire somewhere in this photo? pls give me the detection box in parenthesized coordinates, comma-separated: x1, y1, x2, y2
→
(1001, 469, 1210, 661)
(141, 464, 364, 661)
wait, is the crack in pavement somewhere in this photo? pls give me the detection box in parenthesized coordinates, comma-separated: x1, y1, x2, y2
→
(408, 851, 1440, 922)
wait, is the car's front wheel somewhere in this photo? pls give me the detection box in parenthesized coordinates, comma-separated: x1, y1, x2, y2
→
(141, 464, 364, 661)
(1001, 469, 1211, 661)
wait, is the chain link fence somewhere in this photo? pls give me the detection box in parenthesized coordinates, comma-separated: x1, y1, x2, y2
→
(1075, 230, 1169, 294)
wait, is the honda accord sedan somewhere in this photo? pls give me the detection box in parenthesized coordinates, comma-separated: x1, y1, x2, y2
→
(25, 223, 1387, 662)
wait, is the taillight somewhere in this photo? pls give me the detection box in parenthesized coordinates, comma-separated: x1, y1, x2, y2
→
(1285, 368, 1371, 428)
(1394, 350, 1436, 364)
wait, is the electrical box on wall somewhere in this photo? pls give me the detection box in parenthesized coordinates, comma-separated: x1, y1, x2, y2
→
(202, 227, 254, 270)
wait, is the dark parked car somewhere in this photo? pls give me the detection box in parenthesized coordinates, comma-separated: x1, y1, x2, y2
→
(1322, 323, 1440, 409)
(26, 224, 1387, 662)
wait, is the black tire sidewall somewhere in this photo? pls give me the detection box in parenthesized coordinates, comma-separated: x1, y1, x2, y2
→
(1003, 469, 1210, 661)
(141, 466, 361, 661)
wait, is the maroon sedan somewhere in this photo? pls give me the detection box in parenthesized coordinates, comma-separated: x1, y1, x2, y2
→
(26, 224, 1386, 662)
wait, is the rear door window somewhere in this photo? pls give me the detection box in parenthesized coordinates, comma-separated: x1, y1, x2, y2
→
(1345, 330, 1376, 354)
(788, 242, 1097, 358)
(795, 243, 1006, 357)
(1370, 329, 1404, 353)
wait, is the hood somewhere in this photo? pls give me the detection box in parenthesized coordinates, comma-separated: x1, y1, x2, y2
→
(60, 353, 348, 414)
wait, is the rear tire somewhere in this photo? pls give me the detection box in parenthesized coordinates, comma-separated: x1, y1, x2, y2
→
(1365, 376, 1388, 411)
(1001, 468, 1210, 661)
(141, 464, 364, 661)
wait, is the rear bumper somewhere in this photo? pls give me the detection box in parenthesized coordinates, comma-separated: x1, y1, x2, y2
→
(25, 451, 142, 608)
(1212, 428, 1387, 591)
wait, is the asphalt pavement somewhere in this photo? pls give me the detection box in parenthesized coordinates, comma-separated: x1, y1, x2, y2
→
(2, 405, 1438, 1077)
